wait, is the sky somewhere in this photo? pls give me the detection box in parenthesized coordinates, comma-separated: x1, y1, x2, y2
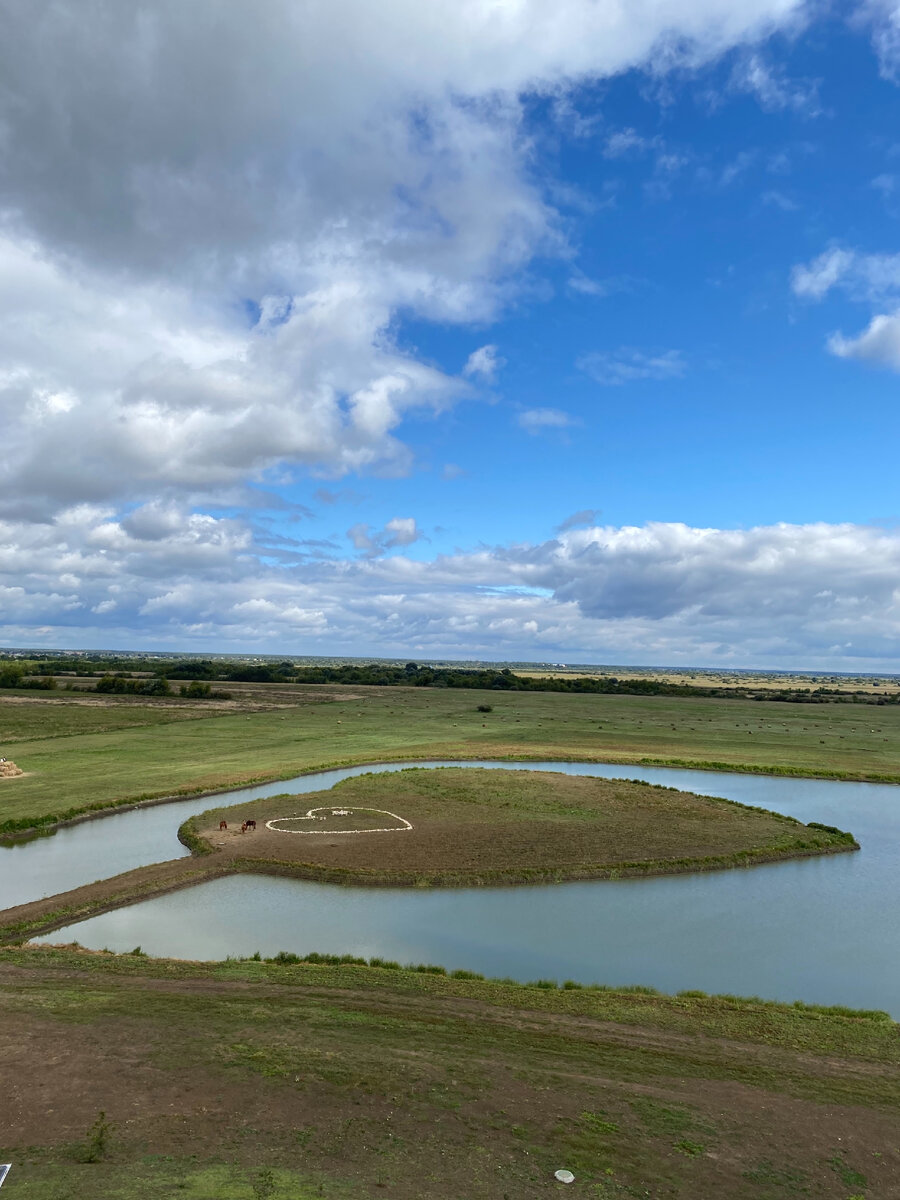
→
(2, 0, 900, 669)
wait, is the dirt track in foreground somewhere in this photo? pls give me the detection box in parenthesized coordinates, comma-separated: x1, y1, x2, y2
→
(1, 953, 898, 1198)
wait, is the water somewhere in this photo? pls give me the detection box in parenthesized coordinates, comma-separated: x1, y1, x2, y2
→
(16, 761, 900, 1014)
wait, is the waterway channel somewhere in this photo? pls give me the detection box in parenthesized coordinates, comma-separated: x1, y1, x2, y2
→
(6, 760, 899, 1014)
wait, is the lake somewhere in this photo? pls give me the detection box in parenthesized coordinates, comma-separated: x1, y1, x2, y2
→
(15, 760, 900, 1014)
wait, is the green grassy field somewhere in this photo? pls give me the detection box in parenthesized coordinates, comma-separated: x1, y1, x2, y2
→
(1, 947, 897, 1199)
(2, 686, 900, 832)
(1, 688, 898, 1197)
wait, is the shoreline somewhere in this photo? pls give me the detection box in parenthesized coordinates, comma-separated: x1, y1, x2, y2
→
(2, 748, 897, 844)
(3, 943, 893, 1024)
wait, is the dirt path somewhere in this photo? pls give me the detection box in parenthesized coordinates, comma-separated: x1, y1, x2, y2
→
(1, 954, 898, 1198)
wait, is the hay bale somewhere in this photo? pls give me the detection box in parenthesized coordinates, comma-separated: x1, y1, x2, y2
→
(0, 759, 23, 778)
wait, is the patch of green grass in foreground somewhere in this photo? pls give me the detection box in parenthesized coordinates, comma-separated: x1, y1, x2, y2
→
(0, 1160, 342, 1199)
(3, 687, 900, 833)
(1, 947, 897, 1199)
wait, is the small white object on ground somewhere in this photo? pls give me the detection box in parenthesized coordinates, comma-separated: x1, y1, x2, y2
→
(554, 1168, 575, 1184)
(266, 807, 411, 834)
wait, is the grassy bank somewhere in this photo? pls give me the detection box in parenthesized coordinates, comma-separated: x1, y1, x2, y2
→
(1, 686, 899, 834)
(0, 946, 896, 1198)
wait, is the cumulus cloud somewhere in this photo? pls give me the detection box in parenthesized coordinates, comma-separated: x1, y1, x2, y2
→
(3, 513, 899, 668)
(0, 0, 842, 664)
(0, 0, 808, 523)
(577, 348, 686, 385)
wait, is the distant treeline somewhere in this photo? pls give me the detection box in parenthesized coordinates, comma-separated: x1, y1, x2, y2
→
(3, 653, 897, 705)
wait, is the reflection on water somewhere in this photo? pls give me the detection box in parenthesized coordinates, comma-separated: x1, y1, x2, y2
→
(21, 760, 900, 1016)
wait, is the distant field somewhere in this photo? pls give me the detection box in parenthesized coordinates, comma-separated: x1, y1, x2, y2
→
(2, 686, 900, 832)
(1, 686, 900, 835)
(0, 948, 896, 1199)
(520, 665, 900, 695)
(195, 767, 856, 887)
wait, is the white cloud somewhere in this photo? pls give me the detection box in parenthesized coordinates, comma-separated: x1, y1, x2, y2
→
(791, 246, 900, 302)
(567, 272, 636, 297)
(517, 407, 579, 434)
(3, 513, 900, 668)
(603, 128, 661, 158)
(761, 189, 799, 211)
(347, 517, 425, 557)
(0, 0, 809, 526)
(729, 51, 821, 113)
(1, 0, 863, 667)
(793, 245, 900, 372)
(828, 312, 900, 369)
(863, 1, 900, 82)
(872, 172, 898, 196)
(577, 348, 686, 385)
(791, 248, 855, 299)
(463, 344, 504, 380)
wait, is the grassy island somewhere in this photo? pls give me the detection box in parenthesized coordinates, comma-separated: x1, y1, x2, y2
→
(186, 767, 858, 888)
(0, 767, 857, 949)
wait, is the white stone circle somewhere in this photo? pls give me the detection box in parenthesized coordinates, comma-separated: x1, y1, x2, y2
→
(265, 806, 412, 835)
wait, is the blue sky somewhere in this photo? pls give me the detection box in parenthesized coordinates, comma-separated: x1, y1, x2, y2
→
(276, 18, 900, 549)
(2, 2, 900, 667)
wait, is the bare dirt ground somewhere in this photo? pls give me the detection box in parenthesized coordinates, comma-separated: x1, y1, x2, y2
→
(0, 953, 897, 1198)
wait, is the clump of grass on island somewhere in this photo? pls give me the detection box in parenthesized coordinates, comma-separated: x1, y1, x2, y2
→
(186, 766, 859, 888)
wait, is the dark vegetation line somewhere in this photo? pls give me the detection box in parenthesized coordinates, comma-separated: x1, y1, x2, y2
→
(5, 653, 899, 704)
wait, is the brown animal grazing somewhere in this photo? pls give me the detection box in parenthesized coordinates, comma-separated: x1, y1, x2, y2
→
(241, 822, 247, 834)
(245, 818, 256, 830)
(219, 820, 228, 831)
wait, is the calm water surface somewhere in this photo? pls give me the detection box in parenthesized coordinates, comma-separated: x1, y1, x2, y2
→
(17, 760, 900, 1015)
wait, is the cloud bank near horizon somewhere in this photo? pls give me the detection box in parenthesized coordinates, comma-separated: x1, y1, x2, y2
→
(3, 514, 899, 670)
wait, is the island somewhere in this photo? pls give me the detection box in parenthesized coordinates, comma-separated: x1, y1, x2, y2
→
(185, 767, 859, 888)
